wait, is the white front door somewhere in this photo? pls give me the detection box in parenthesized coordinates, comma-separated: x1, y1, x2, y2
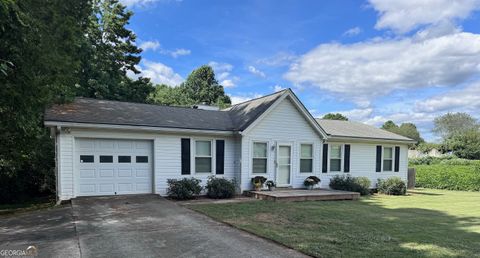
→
(75, 138, 153, 196)
(276, 145, 292, 186)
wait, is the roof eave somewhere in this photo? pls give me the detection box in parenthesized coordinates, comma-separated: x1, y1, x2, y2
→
(327, 135, 417, 144)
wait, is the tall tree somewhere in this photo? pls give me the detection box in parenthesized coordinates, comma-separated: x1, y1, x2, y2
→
(432, 113, 478, 141)
(381, 121, 423, 145)
(381, 120, 398, 130)
(322, 113, 348, 121)
(447, 130, 480, 159)
(78, 0, 153, 102)
(0, 0, 91, 203)
(149, 65, 232, 107)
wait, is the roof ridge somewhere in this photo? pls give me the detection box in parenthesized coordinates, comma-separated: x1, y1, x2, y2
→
(75, 97, 224, 113)
(225, 88, 289, 109)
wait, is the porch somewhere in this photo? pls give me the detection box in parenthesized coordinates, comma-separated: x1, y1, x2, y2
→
(246, 188, 360, 202)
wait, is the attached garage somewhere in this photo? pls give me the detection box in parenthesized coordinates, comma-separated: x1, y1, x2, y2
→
(75, 138, 153, 196)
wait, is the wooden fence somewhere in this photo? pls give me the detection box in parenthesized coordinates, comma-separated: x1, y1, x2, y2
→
(407, 168, 416, 189)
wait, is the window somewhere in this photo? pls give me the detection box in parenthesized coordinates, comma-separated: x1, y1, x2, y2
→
(100, 155, 113, 163)
(136, 156, 148, 163)
(195, 140, 212, 173)
(118, 156, 131, 163)
(80, 155, 94, 163)
(300, 144, 313, 173)
(330, 145, 342, 172)
(252, 142, 267, 173)
(383, 147, 393, 171)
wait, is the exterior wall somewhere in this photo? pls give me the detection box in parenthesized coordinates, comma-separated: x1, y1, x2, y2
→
(240, 97, 323, 191)
(56, 128, 240, 200)
(321, 141, 409, 188)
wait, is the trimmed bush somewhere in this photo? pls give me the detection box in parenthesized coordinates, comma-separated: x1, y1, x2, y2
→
(166, 178, 202, 200)
(205, 176, 236, 199)
(414, 164, 480, 191)
(377, 177, 406, 195)
(329, 175, 371, 196)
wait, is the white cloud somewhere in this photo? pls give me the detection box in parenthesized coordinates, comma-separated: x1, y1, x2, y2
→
(327, 108, 374, 122)
(247, 66, 266, 78)
(369, 0, 480, 33)
(284, 32, 480, 105)
(139, 40, 190, 58)
(208, 61, 233, 72)
(170, 48, 191, 58)
(139, 40, 160, 52)
(343, 27, 362, 36)
(229, 93, 263, 105)
(273, 85, 284, 92)
(121, 0, 158, 7)
(136, 60, 183, 86)
(415, 82, 480, 113)
(221, 79, 235, 88)
(257, 52, 297, 66)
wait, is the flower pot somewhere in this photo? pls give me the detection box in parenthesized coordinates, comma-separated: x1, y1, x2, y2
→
(306, 185, 314, 190)
(268, 186, 275, 191)
(255, 186, 262, 191)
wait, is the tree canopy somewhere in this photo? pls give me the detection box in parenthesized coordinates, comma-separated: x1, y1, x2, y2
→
(432, 113, 478, 141)
(149, 65, 232, 108)
(380, 121, 424, 145)
(322, 113, 348, 121)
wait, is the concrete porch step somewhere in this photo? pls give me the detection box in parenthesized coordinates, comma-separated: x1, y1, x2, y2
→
(245, 188, 360, 202)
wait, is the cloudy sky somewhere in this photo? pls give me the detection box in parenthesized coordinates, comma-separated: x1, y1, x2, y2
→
(124, 0, 480, 141)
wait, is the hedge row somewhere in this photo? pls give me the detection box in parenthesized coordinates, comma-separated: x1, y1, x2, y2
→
(414, 164, 480, 191)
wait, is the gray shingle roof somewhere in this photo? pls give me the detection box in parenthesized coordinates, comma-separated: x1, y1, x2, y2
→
(44, 91, 286, 132)
(316, 119, 415, 142)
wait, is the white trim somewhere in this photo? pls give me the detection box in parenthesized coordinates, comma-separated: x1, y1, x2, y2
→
(327, 136, 416, 144)
(382, 145, 395, 172)
(299, 142, 314, 174)
(45, 121, 235, 136)
(251, 140, 269, 175)
(276, 142, 293, 187)
(193, 139, 214, 174)
(328, 143, 344, 173)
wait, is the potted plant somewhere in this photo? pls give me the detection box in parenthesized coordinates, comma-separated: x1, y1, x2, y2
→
(251, 176, 267, 191)
(266, 180, 276, 191)
(304, 176, 321, 190)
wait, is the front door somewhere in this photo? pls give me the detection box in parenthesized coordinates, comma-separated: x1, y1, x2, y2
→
(276, 145, 292, 186)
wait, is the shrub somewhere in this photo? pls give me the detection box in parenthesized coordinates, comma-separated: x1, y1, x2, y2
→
(205, 176, 236, 199)
(166, 178, 202, 200)
(414, 164, 480, 191)
(304, 176, 321, 186)
(377, 177, 406, 195)
(439, 159, 480, 166)
(329, 175, 371, 196)
(251, 176, 267, 189)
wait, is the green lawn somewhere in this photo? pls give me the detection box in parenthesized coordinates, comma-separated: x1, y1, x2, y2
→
(190, 189, 480, 258)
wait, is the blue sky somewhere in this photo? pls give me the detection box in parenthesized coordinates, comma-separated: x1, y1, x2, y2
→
(123, 0, 480, 141)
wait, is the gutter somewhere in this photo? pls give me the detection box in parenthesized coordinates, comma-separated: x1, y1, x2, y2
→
(326, 135, 417, 144)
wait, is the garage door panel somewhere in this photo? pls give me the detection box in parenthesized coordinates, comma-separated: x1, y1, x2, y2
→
(79, 169, 96, 179)
(99, 169, 114, 178)
(76, 138, 153, 197)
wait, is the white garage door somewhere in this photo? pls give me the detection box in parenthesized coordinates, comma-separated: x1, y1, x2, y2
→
(75, 138, 153, 196)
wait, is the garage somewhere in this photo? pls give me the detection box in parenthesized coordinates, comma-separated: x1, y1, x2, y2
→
(75, 138, 153, 196)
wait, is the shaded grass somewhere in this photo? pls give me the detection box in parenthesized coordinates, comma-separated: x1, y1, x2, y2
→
(190, 189, 480, 258)
(0, 195, 56, 216)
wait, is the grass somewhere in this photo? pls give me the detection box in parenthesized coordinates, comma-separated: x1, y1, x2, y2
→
(190, 189, 480, 258)
(0, 195, 56, 216)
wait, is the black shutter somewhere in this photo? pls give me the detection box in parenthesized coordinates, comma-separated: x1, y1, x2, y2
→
(376, 145, 382, 172)
(344, 144, 350, 173)
(322, 144, 328, 173)
(181, 138, 190, 175)
(394, 146, 400, 172)
(216, 140, 225, 174)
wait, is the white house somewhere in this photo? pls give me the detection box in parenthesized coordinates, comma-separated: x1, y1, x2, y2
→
(44, 89, 416, 201)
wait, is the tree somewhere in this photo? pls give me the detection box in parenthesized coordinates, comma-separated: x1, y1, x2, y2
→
(381, 120, 398, 130)
(149, 65, 232, 107)
(0, 0, 91, 203)
(432, 113, 478, 141)
(322, 113, 348, 121)
(77, 0, 154, 102)
(447, 130, 480, 159)
(381, 121, 424, 145)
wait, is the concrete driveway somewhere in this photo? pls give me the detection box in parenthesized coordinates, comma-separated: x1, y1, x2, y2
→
(1, 195, 307, 258)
